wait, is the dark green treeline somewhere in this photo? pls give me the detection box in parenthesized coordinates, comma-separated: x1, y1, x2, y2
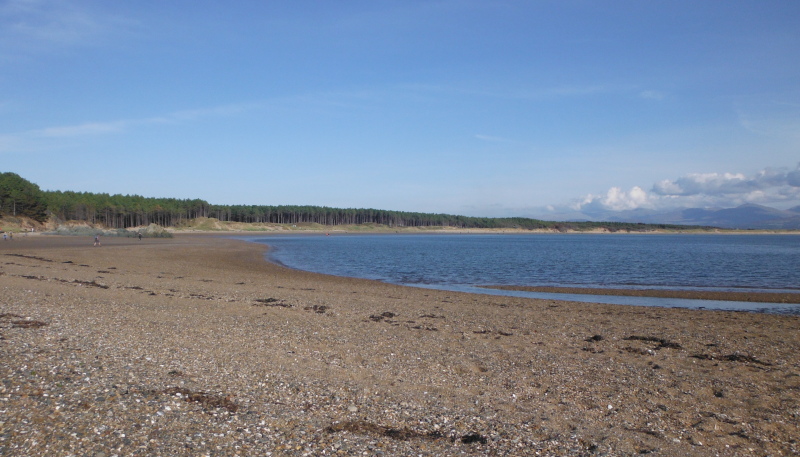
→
(0, 172, 48, 221)
(1, 172, 704, 231)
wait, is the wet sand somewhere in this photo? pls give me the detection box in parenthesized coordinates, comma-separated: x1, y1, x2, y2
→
(1, 234, 799, 456)
(484, 285, 800, 304)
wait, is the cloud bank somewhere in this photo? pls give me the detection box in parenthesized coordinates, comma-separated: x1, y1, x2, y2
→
(572, 164, 800, 215)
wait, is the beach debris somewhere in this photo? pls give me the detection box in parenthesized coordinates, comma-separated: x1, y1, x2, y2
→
(720, 353, 771, 365)
(690, 352, 771, 366)
(582, 337, 606, 353)
(690, 353, 713, 360)
(0, 313, 48, 329)
(623, 346, 653, 356)
(70, 279, 110, 289)
(162, 387, 238, 413)
(625, 427, 662, 438)
(473, 328, 513, 337)
(11, 319, 49, 329)
(324, 420, 489, 443)
(369, 311, 396, 322)
(20, 274, 45, 280)
(304, 305, 328, 314)
(0, 312, 24, 320)
(189, 293, 215, 300)
(253, 297, 292, 308)
(14, 274, 110, 289)
(623, 335, 681, 350)
(407, 324, 438, 331)
(4, 253, 55, 262)
(460, 432, 488, 444)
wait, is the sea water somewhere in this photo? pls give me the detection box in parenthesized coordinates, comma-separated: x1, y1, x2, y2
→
(246, 233, 800, 314)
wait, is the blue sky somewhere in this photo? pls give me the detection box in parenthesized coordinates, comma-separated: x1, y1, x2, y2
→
(1, 0, 799, 219)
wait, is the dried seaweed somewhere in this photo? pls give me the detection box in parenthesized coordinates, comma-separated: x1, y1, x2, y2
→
(325, 420, 485, 444)
(304, 305, 328, 314)
(12, 320, 48, 329)
(369, 312, 396, 322)
(4, 253, 54, 262)
(690, 352, 771, 366)
(253, 298, 292, 308)
(624, 335, 681, 349)
(163, 387, 238, 413)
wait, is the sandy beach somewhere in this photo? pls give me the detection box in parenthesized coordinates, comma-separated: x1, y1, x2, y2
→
(2, 234, 799, 456)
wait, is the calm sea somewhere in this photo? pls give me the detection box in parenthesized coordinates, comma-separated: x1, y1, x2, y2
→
(246, 233, 800, 314)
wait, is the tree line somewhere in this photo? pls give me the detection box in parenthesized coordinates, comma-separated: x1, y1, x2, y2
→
(0, 172, 48, 221)
(0, 172, 706, 231)
(205, 204, 538, 228)
(46, 190, 210, 228)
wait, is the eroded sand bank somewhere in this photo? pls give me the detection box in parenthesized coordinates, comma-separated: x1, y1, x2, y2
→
(1, 235, 798, 456)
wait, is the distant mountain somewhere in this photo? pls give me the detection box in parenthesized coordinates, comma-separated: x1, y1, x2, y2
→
(600, 204, 800, 229)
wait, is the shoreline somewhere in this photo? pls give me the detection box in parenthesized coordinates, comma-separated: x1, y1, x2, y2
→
(482, 285, 800, 304)
(2, 234, 799, 455)
(238, 231, 800, 309)
(178, 227, 800, 235)
(5, 214, 800, 237)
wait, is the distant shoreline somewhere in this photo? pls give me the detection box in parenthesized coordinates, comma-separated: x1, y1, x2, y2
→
(3, 213, 800, 235)
(170, 226, 800, 235)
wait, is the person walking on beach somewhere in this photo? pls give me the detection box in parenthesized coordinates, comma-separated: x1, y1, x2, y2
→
(94, 235, 101, 247)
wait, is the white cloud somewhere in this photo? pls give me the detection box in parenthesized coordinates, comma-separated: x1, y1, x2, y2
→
(37, 121, 127, 137)
(0, 101, 263, 153)
(652, 172, 751, 196)
(639, 90, 666, 101)
(571, 164, 800, 214)
(573, 186, 652, 212)
(653, 166, 800, 197)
